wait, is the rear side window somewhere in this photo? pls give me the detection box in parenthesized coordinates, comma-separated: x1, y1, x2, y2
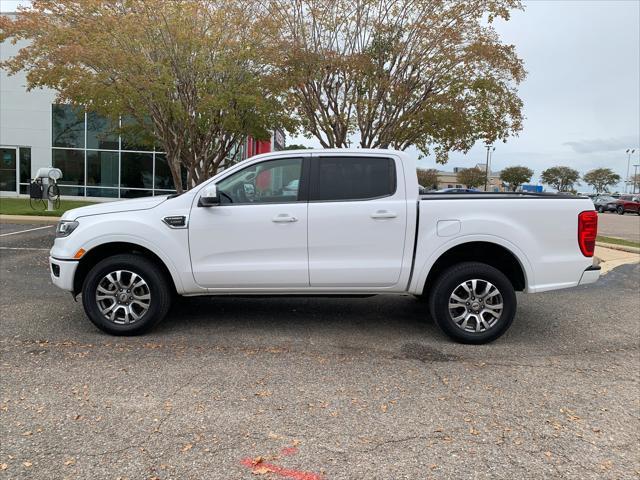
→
(311, 156, 396, 201)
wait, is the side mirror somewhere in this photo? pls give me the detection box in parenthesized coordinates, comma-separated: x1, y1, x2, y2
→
(198, 185, 220, 207)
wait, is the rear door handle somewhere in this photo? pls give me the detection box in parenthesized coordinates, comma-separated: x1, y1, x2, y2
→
(272, 214, 298, 223)
(370, 210, 397, 219)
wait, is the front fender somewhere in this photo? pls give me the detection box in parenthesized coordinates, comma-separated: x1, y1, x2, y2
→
(50, 214, 198, 295)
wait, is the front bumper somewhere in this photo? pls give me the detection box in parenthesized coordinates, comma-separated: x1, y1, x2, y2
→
(49, 256, 79, 292)
(578, 264, 601, 285)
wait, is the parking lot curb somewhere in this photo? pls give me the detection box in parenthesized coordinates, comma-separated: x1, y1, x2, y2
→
(0, 214, 60, 225)
(595, 241, 640, 254)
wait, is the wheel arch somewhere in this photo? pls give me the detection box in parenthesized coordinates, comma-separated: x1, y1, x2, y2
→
(415, 239, 530, 296)
(73, 241, 179, 296)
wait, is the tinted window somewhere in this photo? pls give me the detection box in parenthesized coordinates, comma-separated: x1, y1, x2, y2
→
(87, 151, 119, 187)
(216, 158, 303, 204)
(52, 104, 85, 148)
(120, 152, 153, 189)
(19, 148, 31, 183)
(53, 149, 84, 186)
(86, 112, 119, 150)
(312, 156, 395, 201)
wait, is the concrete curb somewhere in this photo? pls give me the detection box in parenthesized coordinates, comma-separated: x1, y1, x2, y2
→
(0, 214, 60, 225)
(596, 241, 640, 255)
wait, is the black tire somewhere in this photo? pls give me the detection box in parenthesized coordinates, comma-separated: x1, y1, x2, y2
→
(617, 206, 625, 215)
(81, 254, 172, 335)
(597, 206, 604, 213)
(428, 262, 517, 344)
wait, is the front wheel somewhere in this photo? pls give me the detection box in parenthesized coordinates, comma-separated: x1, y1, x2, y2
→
(82, 254, 172, 335)
(617, 206, 625, 215)
(428, 262, 517, 344)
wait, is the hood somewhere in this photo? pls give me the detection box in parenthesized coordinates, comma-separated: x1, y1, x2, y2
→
(62, 196, 169, 220)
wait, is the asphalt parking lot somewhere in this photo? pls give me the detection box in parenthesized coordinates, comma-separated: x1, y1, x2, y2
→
(597, 212, 640, 243)
(1, 223, 639, 479)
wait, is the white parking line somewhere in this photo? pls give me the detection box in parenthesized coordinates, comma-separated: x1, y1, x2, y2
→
(0, 247, 50, 251)
(0, 225, 53, 237)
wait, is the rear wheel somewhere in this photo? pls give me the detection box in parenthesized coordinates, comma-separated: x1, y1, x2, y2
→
(617, 206, 625, 215)
(428, 262, 516, 344)
(597, 205, 604, 213)
(82, 254, 172, 335)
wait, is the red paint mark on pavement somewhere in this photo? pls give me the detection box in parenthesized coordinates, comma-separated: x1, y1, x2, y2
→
(241, 457, 322, 480)
(280, 446, 299, 456)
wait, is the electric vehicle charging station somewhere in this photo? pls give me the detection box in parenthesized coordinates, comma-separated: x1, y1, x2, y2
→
(29, 167, 63, 211)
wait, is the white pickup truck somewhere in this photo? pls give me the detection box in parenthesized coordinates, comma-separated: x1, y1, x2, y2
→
(50, 149, 600, 343)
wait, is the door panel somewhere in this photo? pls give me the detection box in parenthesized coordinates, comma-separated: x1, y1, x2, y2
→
(307, 155, 407, 287)
(188, 156, 310, 289)
(189, 203, 308, 288)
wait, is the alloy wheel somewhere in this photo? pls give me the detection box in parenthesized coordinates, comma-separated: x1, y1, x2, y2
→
(95, 270, 151, 324)
(448, 279, 503, 333)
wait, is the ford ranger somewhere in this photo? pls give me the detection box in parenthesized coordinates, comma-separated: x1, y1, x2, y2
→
(50, 149, 600, 343)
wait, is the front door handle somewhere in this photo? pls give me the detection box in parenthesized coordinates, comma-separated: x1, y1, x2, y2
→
(370, 210, 397, 219)
(272, 214, 298, 223)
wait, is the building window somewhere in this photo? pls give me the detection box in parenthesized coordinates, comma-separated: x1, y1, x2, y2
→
(154, 154, 174, 190)
(121, 151, 153, 191)
(87, 150, 119, 187)
(19, 147, 31, 194)
(49, 106, 251, 199)
(52, 104, 85, 148)
(53, 149, 84, 185)
(86, 112, 119, 150)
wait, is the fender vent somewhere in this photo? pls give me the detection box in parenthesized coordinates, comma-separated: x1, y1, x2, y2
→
(162, 215, 187, 228)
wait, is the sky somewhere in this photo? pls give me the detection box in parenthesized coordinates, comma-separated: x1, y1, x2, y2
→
(3, 0, 639, 191)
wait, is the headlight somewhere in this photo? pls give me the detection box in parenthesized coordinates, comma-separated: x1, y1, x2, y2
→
(56, 220, 79, 238)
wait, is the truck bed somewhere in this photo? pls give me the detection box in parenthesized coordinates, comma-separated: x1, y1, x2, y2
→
(410, 192, 596, 294)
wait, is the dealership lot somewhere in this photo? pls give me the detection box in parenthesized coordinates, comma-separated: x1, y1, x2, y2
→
(1, 223, 639, 479)
(597, 212, 640, 243)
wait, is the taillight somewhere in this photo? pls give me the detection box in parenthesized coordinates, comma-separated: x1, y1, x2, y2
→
(578, 210, 598, 257)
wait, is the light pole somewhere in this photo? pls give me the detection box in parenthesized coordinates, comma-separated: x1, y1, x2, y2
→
(625, 149, 636, 192)
(633, 164, 640, 194)
(484, 144, 495, 191)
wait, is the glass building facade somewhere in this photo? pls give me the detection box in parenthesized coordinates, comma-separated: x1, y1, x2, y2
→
(51, 104, 192, 198)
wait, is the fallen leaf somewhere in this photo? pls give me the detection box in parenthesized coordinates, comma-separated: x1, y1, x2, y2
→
(23, 462, 32, 468)
(470, 427, 480, 435)
(64, 458, 76, 466)
(380, 404, 388, 413)
(252, 465, 273, 475)
(22, 431, 32, 436)
(180, 443, 193, 452)
(0, 464, 7, 470)
(255, 391, 272, 398)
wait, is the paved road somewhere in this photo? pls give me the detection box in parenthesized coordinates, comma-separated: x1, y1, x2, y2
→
(1, 223, 639, 479)
(597, 212, 640, 243)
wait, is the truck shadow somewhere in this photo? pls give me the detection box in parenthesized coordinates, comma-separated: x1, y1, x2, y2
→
(159, 294, 437, 336)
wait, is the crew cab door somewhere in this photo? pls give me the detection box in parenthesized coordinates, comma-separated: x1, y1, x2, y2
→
(307, 154, 407, 287)
(189, 156, 310, 288)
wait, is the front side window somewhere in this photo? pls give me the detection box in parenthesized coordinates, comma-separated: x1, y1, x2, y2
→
(216, 157, 303, 204)
(311, 156, 396, 201)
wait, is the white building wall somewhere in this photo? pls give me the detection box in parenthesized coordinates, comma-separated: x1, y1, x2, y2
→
(1, 33, 57, 184)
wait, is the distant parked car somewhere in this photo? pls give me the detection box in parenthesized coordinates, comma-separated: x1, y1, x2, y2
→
(615, 195, 640, 215)
(592, 195, 617, 213)
(436, 188, 480, 193)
